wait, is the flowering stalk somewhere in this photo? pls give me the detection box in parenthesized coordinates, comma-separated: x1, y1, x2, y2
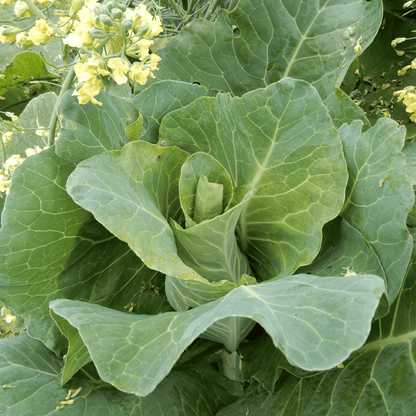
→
(47, 65, 76, 146)
(0, 0, 164, 172)
(0, 132, 5, 165)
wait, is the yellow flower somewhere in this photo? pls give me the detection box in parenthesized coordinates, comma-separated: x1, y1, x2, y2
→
(147, 15, 162, 37)
(74, 55, 109, 83)
(393, 86, 414, 101)
(147, 53, 161, 71)
(70, 0, 85, 15)
(126, 37, 153, 59)
(1, 307, 16, 324)
(0, 154, 24, 194)
(3, 154, 23, 175)
(64, 6, 96, 47)
(107, 58, 130, 84)
(128, 63, 150, 85)
(124, 3, 162, 37)
(25, 145, 46, 157)
(14, 0, 30, 17)
(138, 38, 153, 59)
(2, 131, 13, 144)
(16, 32, 32, 48)
(398, 65, 411, 76)
(73, 55, 109, 105)
(5, 112, 18, 123)
(394, 87, 416, 123)
(0, 0, 16, 5)
(63, 33, 84, 48)
(28, 19, 53, 45)
(124, 3, 147, 30)
(35, 127, 48, 137)
(78, 6, 95, 25)
(72, 77, 103, 105)
(0, 178, 9, 194)
(403, 93, 416, 111)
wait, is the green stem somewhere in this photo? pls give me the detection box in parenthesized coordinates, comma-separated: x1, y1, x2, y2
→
(23, 0, 47, 21)
(221, 350, 241, 382)
(0, 135, 5, 165)
(47, 65, 76, 147)
(168, 0, 183, 19)
(204, 0, 220, 20)
(79, 368, 106, 385)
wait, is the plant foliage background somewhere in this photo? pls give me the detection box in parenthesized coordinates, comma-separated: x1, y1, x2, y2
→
(1, 0, 416, 414)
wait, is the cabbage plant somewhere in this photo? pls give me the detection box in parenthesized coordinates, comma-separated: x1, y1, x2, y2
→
(1, 0, 416, 414)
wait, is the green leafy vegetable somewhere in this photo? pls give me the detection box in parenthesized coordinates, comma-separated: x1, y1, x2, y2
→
(0, 0, 413, 413)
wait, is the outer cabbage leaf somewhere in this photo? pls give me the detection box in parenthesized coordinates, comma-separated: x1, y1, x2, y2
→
(403, 140, 416, 186)
(0, 333, 240, 415)
(220, 229, 416, 415)
(50, 273, 384, 397)
(152, 0, 382, 126)
(56, 90, 137, 162)
(160, 78, 348, 280)
(297, 217, 389, 317)
(239, 332, 315, 393)
(0, 148, 168, 355)
(50, 310, 91, 385)
(339, 118, 414, 304)
(298, 217, 385, 280)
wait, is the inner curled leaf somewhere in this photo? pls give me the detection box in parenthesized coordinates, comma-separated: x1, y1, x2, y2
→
(193, 175, 224, 223)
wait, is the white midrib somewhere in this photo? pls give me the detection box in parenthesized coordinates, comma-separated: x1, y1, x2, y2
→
(282, 0, 329, 78)
(238, 1, 329, 251)
(238, 128, 279, 253)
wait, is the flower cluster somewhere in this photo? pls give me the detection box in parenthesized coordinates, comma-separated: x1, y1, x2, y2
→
(66, 0, 163, 105)
(72, 55, 110, 105)
(0, 306, 16, 324)
(0, 0, 163, 105)
(0, 0, 54, 46)
(0, 146, 47, 195)
(394, 86, 416, 122)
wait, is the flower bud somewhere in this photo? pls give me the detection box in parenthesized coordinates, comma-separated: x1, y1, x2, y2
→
(93, 4, 110, 16)
(392, 37, 406, 48)
(92, 5, 102, 15)
(118, 2, 126, 11)
(0, 26, 21, 36)
(111, 8, 123, 19)
(98, 14, 114, 26)
(89, 26, 108, 39)
(136, 23, 150, 37)
(120, 18, 133, 30)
